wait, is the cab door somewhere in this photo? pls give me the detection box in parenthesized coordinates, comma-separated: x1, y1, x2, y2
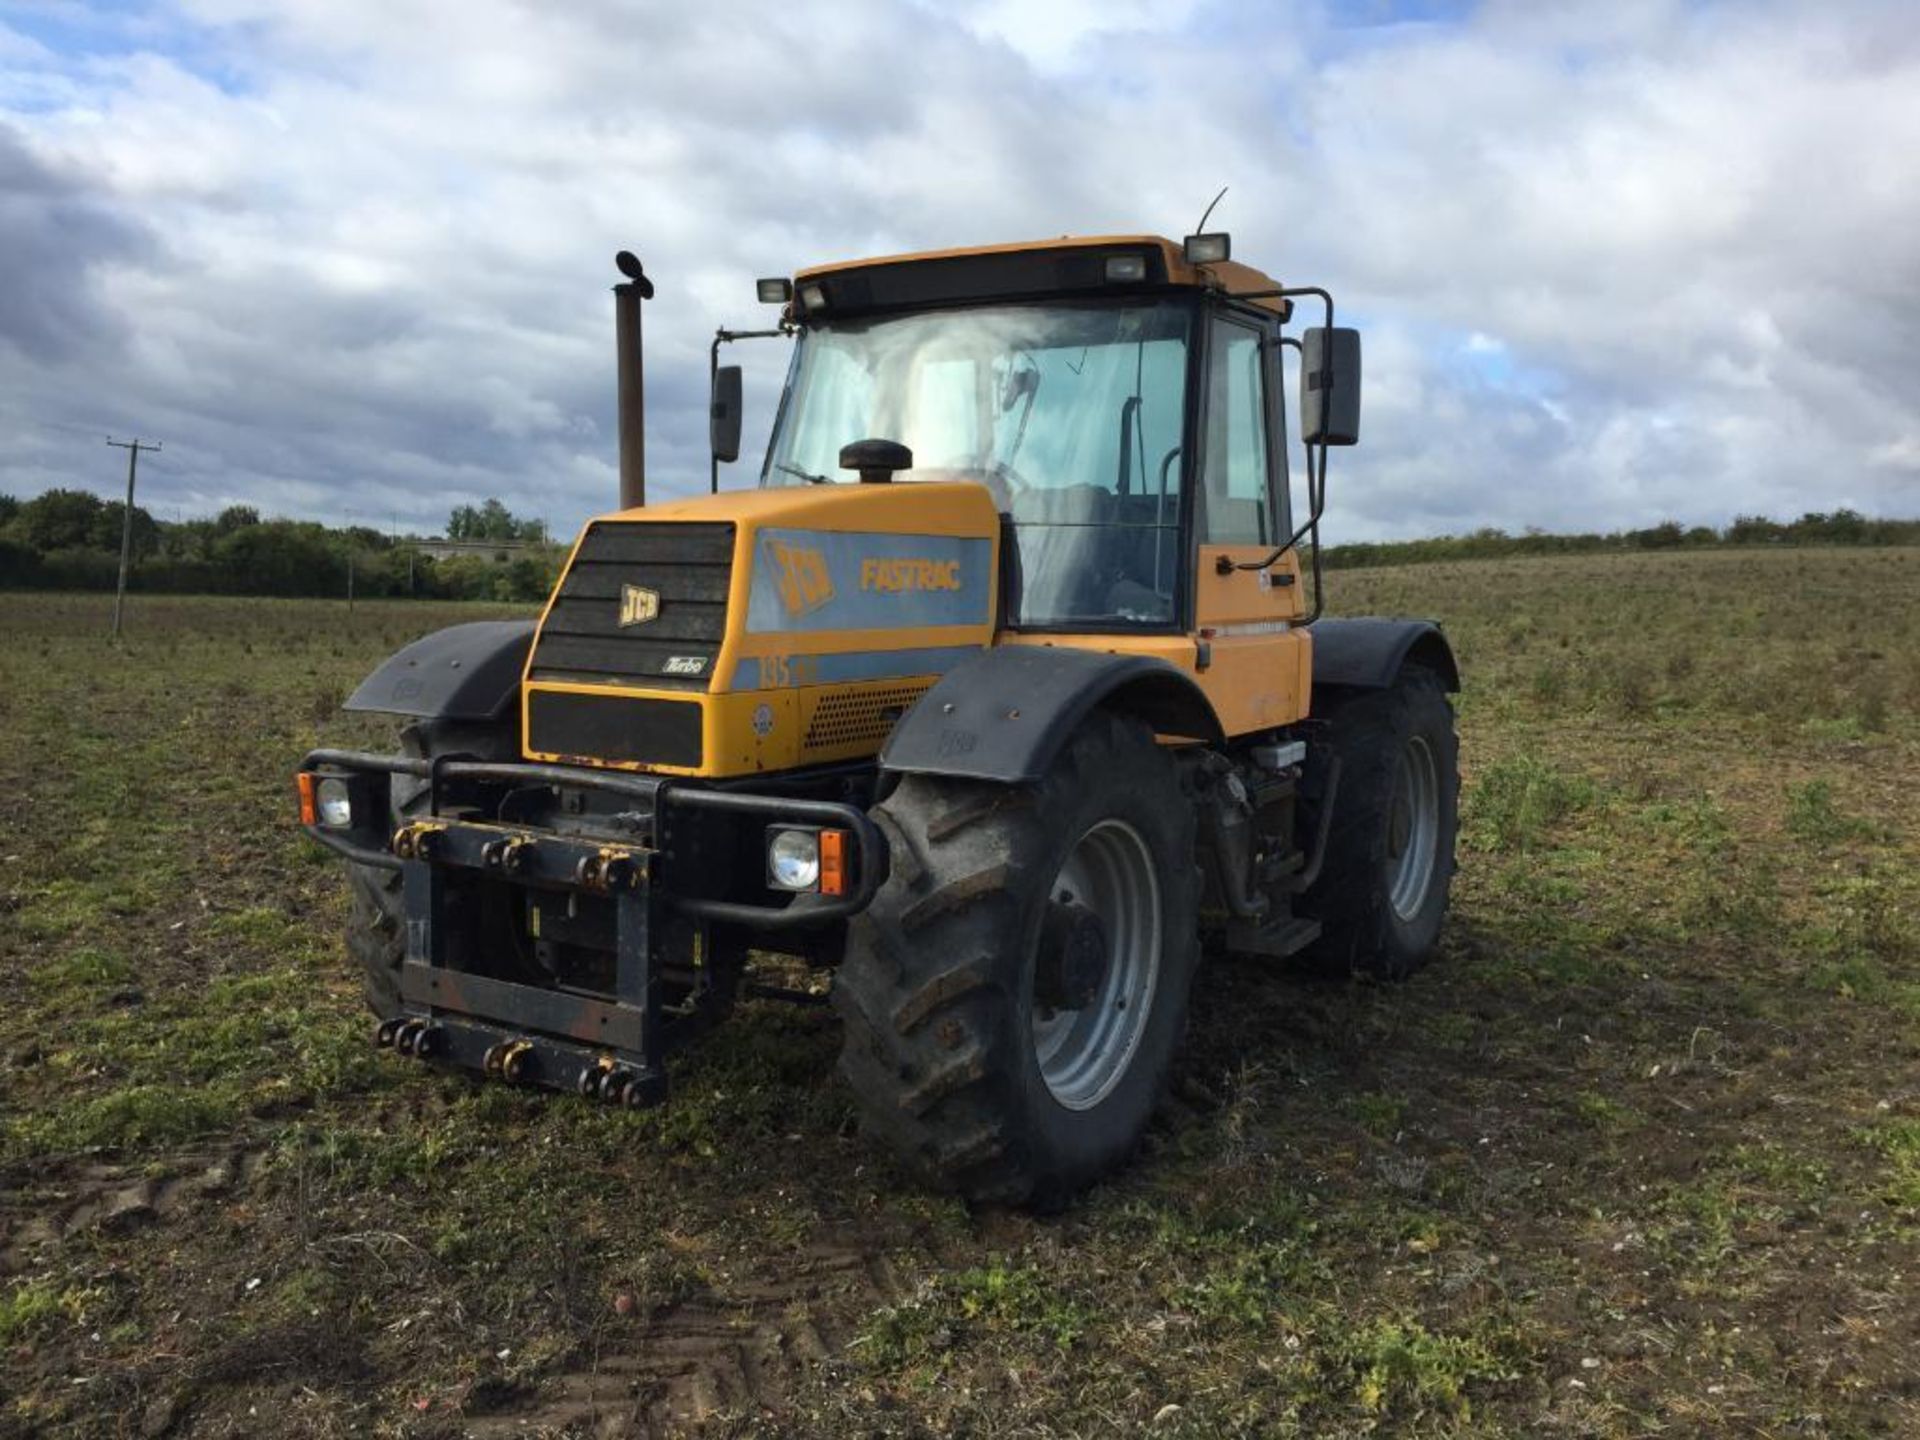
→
(1189, 307, 1311, 735)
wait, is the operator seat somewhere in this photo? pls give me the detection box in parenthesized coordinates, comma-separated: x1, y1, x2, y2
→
(1009, 484, 1116, 622)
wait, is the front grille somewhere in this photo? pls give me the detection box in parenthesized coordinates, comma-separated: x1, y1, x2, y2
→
(528, 522, 734, 691)
(527, 689, 703, 769)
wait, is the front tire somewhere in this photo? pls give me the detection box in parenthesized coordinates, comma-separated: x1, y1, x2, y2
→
(343, 718, 518, 1018)
(833, 711, 1198, 1207)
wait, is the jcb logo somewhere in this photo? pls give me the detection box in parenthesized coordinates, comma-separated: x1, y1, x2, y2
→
(765, 539, 835, 618)
(619, 584, 661, 626)
(861, 557, 961, 593)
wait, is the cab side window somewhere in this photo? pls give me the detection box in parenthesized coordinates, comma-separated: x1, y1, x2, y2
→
(1200, 317, 1273, 545)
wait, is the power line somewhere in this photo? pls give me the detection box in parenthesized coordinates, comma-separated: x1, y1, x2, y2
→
(27, 417, 112, 439)
(105, 436, 162, 641)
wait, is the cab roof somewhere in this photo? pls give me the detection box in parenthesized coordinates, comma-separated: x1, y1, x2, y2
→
(792, 234, 1290, 319)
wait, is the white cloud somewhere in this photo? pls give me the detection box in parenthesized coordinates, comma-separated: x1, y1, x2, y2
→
(1871, 436, 1920, 472)
(1, 0, 1917, 543)
(938, 0, 1207, 72)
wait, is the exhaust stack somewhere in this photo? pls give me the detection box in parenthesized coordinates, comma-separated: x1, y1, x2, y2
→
(613, 251, 653, 510)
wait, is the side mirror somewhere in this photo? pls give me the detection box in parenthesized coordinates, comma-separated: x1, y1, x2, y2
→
(1300, 326, 1361, 446)
(710, 364, 743, 464)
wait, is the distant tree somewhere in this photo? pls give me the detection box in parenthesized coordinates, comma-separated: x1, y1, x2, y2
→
(15, 489, 106, 551)
(212, 521, 344, 595)
(0, 536, 37, 584)
(214, 504, 260, 533)
(94, 501, 161, 558)
(448, 497, 546, 542)
(450, 498, 514, 541)
(0, 494, 18, 529)
(500, 552, 562, 601)
(1727, 514, 1783, 545)
(1792, 509, 1867, 544)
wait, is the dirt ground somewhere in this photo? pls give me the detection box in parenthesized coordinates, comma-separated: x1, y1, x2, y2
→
(3, 547, 1917, 1437)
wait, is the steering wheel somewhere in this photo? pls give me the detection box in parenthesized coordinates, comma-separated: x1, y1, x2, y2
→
(990, 464, 1036, 503)
(986, 459, 1037, 510)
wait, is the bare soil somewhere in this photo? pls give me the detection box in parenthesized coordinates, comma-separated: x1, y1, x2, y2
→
(3, 551, 1917, 1437)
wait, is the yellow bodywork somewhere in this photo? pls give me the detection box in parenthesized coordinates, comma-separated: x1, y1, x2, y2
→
(523, 482, 1003, 776)
(522, 234, 1313, 778)
(522, 482, 1312, 777)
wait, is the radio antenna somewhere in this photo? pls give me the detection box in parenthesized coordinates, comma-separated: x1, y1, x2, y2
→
(1194, 185, 1229, 234)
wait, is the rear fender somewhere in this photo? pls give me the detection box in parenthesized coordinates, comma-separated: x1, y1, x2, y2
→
(1310, 618, 1458, 707)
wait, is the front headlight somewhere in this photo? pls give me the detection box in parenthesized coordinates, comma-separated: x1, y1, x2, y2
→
(315, 777, 354, 828)
(767, 828, 822, 892)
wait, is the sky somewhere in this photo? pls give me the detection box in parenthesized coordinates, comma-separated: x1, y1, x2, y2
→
(2, 0, 1917, 545)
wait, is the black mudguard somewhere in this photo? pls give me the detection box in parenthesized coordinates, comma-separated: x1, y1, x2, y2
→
(344, 620, 535, 721)
(880, 645, 1223, 784)
(1310, 617, 1460, 698)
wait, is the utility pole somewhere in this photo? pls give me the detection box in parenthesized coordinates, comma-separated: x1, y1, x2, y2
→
(106, 437, 161, 640)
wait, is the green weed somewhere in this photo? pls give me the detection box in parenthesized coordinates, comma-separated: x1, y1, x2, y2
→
(1331, 1316, 1514, 1419)
(1572, 1091, 1635, 1132)
(1785, 779, 1873, 844)
(1857, 1120, 1920, 1211)
(6, 1084, 237, 1156)
(1466, 755, 1596, 851)
(859, 1261, 1094, 1365)
(0, 1282, 92, 1343)
(1348, 1091, 1407, 1139)
(28, 946, 136, 993)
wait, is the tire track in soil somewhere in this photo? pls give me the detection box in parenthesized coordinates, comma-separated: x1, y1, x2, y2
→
(460, 1240, 919, 1439)
(0, 1145, 269, 1270)
(1, 1138, 926, 1435)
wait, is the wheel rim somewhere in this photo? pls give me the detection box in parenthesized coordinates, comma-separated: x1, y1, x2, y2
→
(1387, 734, 1440, 921)
(1030, 819, 1161, 1111)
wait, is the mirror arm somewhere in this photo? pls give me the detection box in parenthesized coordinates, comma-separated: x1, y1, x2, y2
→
(1224, 289, 1337, 597)
(709, 324, 792, 493)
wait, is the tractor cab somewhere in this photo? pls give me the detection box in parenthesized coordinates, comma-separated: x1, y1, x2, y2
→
(744, 235, 1355, 638)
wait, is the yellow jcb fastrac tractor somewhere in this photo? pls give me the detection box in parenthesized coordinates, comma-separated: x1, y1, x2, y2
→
(298, 232, 1460, 1207)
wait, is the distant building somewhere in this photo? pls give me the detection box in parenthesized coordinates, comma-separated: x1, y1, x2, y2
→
(411, 537, 541, 563)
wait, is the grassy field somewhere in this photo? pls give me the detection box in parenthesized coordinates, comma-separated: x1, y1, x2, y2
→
(2, 547, 1917, 1438)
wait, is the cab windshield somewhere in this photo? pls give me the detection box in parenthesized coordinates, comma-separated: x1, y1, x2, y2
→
(763, 300, 1192, 628)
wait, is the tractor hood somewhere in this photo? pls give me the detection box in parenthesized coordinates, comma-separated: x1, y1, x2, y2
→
(522, 481, 1001, 778)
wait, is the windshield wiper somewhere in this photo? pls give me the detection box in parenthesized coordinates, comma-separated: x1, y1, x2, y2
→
(774, 462, 833, 485)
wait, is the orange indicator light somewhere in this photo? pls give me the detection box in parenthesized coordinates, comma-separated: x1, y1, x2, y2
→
(819, 828, 848, 896)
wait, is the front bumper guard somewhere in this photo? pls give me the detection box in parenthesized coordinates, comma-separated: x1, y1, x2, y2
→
(296, 749, 887, 1105)
(297, 747, 886, 927)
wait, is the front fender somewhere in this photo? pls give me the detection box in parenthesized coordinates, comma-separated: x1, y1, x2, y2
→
(343, 620, 536, 721)
(880, 645, 1223, 784)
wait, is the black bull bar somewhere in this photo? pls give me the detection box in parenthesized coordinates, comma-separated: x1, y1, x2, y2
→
(297, 748, 886, 1105)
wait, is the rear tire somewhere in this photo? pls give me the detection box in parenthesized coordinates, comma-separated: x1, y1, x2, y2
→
(833, 711, 1198, 1208)
(343, 718, 518, 1018)
(1299, 666, 1460, 980)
